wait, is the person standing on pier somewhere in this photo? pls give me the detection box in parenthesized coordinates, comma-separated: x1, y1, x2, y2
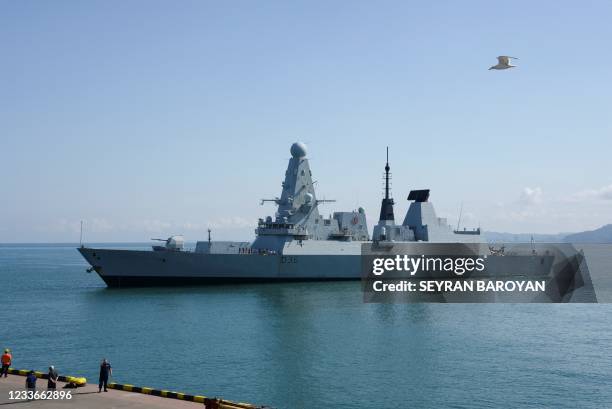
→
(98, 358, 112, 392)
(25, 370, 37, 401)
(47, 365, 59, 390)
(1, 349, 11, 377)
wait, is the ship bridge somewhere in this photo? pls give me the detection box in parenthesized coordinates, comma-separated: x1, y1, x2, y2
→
(254, 142, 369, 249)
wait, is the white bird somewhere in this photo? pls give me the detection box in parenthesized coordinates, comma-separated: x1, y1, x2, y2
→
(489, 56, 518, 70)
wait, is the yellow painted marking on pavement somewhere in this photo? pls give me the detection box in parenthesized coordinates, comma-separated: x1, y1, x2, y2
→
(7, 367, 259, 407)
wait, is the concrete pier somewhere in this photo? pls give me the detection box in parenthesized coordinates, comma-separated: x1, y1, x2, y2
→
(0, 374, 258, 408)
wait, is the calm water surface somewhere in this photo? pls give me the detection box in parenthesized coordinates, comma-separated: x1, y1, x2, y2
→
(1, 244, 611, 408)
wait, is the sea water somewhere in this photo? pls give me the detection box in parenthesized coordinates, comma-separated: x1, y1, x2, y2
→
(1, 244, 611, 408)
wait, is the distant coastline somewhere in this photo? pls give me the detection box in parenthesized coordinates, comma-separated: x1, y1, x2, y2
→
(485, 224, 612, 243)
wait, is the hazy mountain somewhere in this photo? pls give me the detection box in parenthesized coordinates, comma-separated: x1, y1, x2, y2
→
(484, 231, 567, 243)
(485, 224, 612, 243)
(563, 224, 612, 243)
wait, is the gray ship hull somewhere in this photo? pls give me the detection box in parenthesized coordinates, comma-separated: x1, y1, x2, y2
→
(79, 247, 363, 287)
(78, 246, 556, 287)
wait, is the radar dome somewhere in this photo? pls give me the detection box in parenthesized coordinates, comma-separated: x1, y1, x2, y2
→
(290, 142, 307, 158)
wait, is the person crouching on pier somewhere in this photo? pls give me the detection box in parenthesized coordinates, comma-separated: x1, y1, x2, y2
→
(98, 358, 112, 392)
(1, 349, 11, 377)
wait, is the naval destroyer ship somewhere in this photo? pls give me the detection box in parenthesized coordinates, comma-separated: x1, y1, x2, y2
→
(79, 142, 567, 288)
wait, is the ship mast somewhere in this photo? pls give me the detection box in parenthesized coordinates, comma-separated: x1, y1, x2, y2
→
(379, 147, 395, 221)
(385, 147, 390, 200)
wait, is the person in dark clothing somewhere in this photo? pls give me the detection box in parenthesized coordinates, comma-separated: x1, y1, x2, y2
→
(26, 370, 37, 401)
(47, 366, 59, 390)
(98, 359, 112, 392)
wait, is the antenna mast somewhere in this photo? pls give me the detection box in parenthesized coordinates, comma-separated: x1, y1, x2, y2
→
(456, 202, 463, 231)
(384, 146, 390, 200)
(378, 146, 395, 221)
(80, 220, 84, 248)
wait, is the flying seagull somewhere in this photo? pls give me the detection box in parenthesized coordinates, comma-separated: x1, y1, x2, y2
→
(489, 56, 518, 70)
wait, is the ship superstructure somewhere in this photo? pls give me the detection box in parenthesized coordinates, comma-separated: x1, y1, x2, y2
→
(371, 148, 480, 243)
(78, 142, 557, 287)
(194, 142, 369, 256)
(252, 141, 368, 248)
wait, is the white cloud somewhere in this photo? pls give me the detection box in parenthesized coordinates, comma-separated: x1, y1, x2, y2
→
(89, 218, 115, 233)
(125, 217, 253, 235)
(480, 184, 612, 233)
(46, 219, 80, 233)
(517, 187, 543, 206)
(206, 216, 252, 229)
(141, 219, 172, 233)
(42, 218, 114, 234)
(571, 184, 612, 202)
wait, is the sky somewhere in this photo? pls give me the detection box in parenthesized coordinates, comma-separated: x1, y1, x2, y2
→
(1, 0, 611, 242)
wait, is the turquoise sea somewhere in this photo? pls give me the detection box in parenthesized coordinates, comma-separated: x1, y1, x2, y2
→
(1, 244, 611, 408)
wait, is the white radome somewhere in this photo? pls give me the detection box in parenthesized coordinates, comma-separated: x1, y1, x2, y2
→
(290, 142, 308, 158)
